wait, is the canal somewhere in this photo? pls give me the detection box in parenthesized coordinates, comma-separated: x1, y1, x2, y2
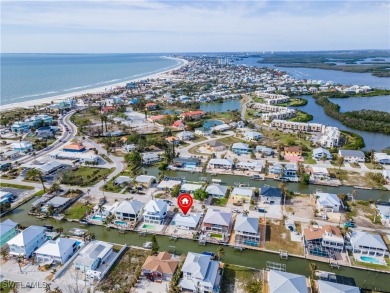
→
(2, 196, 389, 292)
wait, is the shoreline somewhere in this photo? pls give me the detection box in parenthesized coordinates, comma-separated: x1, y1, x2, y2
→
(0, 56, 188, 112)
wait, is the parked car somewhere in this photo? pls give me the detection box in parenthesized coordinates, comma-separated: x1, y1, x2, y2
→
(344, 222, 356, 228)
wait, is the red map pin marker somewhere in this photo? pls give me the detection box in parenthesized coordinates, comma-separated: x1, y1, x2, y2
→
(177, 193, 193, 215)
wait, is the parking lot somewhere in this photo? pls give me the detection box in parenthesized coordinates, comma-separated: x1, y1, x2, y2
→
(0, 186, 36, 207)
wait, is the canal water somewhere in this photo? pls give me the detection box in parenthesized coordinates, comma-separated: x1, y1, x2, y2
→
(2, 196, 389, 291)
(200, 99, 241, 113)
(332, 95, 390, 113)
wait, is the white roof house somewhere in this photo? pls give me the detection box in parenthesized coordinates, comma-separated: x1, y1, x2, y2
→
(115, 200, 144, 216)
(206, 184, 228, 197)
(203, 209, 232, 232)
(349, 231, 388, 255)
(244, 131, 262, 141)
(7, 225, 46, 257)
(268, 270, 308, 293)
(172, 213, 201, 230)
(180, 183, 203, 194)
(208, 158, 233, 169)
(11, 141, 33, 152)
(114, 176, 132, 185)
(312, 147, 332, 160)
(35, 237, 78, 264)
(317, 280, 360, 293)
(74, 240, 113, 272)
(234, 215, 259, 234)
(231, 187, 253, 199)
(135, 175, 156, 187)
(157, 180, 181, 190)
(316, 192, 342, 212)
(179, 252, 221, 293)
(143, 199, 168, 224)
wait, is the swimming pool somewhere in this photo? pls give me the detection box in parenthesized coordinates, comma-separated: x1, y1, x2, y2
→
(115, 220, 127, 226)
(142, 224, 156, 230)
(360, 255, 381, 264)
(91, 215, 103, 221)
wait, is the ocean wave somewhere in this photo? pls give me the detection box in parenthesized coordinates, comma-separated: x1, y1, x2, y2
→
(12, 91, 59, 101)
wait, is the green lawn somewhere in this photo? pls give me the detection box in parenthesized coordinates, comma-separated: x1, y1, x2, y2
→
(278, 97, 308, 107)
(104, 175, 126, 193)
(217, 136, 244, 147)
(65, 202, 92, 220)
(0, 281, 17, 293)
(210, 233, 222, 238)
(288, 110, 313, 122)
(365, 163, 383, 170)
(212, 197, 228, 206)
(0, 182, 34, 190)
(192, 135, 208, 143)
(60, 167, 114, 187)
(32, 190, 46, 197)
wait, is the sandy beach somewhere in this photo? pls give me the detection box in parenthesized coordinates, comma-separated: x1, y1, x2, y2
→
(0, 56, 188, 112)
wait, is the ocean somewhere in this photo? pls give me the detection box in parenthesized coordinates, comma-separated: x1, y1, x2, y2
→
(0, 53, 182, 105)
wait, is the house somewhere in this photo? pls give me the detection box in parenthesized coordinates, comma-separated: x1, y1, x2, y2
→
(213, 124, 230, 132)
(236, 160, 264, 172)
(176, 131, 195, 141)
(232, 143, 251, 155)
(148, 115, 165, 123)
(179, 252, 222, 293)
(269, 162, 283, 175)
(202, 209, 232, 235)
(171, 213, 201, 230)
(35, 161, 64, 175)
(172, 120, 185, 130)
(34, 238, 79, 264)
(7, 225, 46, 258)
(256, 145, 273, 156)
(165, 136, 180, 145)
(338, 150, 365, 163)
(316, 192, 342, 212)
(234, 215, 260, 247)
(114, 176, 132, 186)
(0, 150, 20, 160)
(180, 183, 203, 195)
(141, 251, 179, 281)
(206, 140, 227, 152)
(284, 163, 298, 178)
(206, 184, 228, 198)
(41, 196, 71, 213)
(0, 161, 11, 171)
(172, 157, 200, 169)
(11, 141, 33, 153)
(11, 121, 30, 134)
(143, 199, 168, 224)
(260, 186, 282, 205)
(35, 126, 56, 138)
(373, 152, 390, 165)
(317, 280, 360, 293)
(74, 240, 113, 272)
(284, 146, 302, 157)
(195, 127, 213, 136)
(145, 102, 158, 110)
(115, 200, 144, 224)
(312, 147, 332, 160)
(376, 203, 390, 226)
(268, 270, 308, 293)
(180, 110, 204, 120)
(208, 158, 233, 170)
(303, 225, 344, 254)
(123, 144, 136, 152)
(311, 167, 330, 181)
(63, 143, 86, 152)
(142, 153, 160, 164)
(135, 175, 156, 187)
(157, 180, 181, 191)
(349, 231, 388, 257)
(0, 219, 18, 247)
(231, 187, 253, 202)
(244, 131, 262, 141)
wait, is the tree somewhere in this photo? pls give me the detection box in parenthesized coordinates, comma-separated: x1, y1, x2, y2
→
(48, 182, 61, 194)
(337, 156, 344, 171)
(1, 248, 9, 260)
(124, 151, 142, 169)
(309, 262, 317, 279)
(151, 235, 159, 255)
(26, 168, 46, 191)
(171, 184, 181, 198)
(16, 255, 24, 273)
(216, 247, 225, 260)
(47, 204, 55, 216)
(193, 189, 209, 201)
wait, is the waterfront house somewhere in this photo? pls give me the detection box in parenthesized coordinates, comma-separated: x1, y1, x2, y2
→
(0, 219, 18, 247)
(267, 270, 308, 293)
(172, 157, 200, 169)
(180, 110, 204, 120)
(176, 131, 195, 141)
(348, 231, 388, 258)
(312, 147, 332, 160)
(141, 251, 179, 281)
(317, 280, 360, 293)
(171, 213, 201, 230)
(244, 131, 262, 141)
(236, 160, 264, 172)
(338, 150, 365, 163)
(234, 215, 260, 247)
(7, 225, 46, 258)
(316, 192, 342, 212)
(373, 152, 390, 165)
(74, 240, 113, 272)
(135, 175, 156, 187)
(180, 183, 203, 195)
(303, 225, 344, 255)
(232, 143, 251, 155)
(143, 199, 168, 224)
(208, 158, 233, 170)
(41, 196, 71, 213)
(11, 141, 33, 153)
(283, 163, 298, 178)
(142, 153, 160, 165)
(206, 140, 227, 152)
(34, 238, 79, 265)
(269, 162, 283, 175)
(310, 167, 330, 181)
(157, 180, 181, 191)
(260, 186, 282, 205)
(63, 143, 86, 152)
(231, 187, 253, 203)
(179, 252, 222, 293)
(206, 184, 228, 198)
(115, 200, 144, 224)
(202, 209, 232, 236)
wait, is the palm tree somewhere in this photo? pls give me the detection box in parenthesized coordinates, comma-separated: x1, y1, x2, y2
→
(26, 168, 46, 191)
(47, 204, 55, 216)
(309, 262, 317, 279)
(216, 247, 225, 261)
(98, 204, 106, 217)
(243, 210, 249, 216)
(0, 248, 9, 260)
(16, 255, 24, 273)
(48, 182, 61, 194)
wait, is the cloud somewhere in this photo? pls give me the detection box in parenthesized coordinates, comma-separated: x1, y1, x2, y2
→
(1, 0, 389, 52)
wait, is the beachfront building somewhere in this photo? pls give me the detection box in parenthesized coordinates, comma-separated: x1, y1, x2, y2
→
(234, 215, 260, 247)
(141, 251, 179, 281)
(312, 147, 332, 161)
(232, 143, 251, 155)
(11, 115, 53, 134)
(115, 200, 144, 225)
(348, 231, 388, 258)
(206, 184, 228, 198)
(7, 226, 46, 258)
(34, 238, 79, 265)
(338, 150, 365, 163)
(11, 122, 30, 134)
(179, 252, 222, 293)
(74, 240, 113, 272)
(143, 199, 168, 224)
(267, 270, 308, 293)
(171, 213, 201, 230)
(0, 219, 18, 247)
(208, 158, 233, 170)
(303, 225, 344, 257)
(231, 187, 253, 203)
(11, 141, 33, 153)
(316, 192, 343, 212)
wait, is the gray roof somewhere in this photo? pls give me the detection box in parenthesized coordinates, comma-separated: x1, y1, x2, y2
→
(115, 200, 144, 214)
(232, 187, 253, 197)
(7, 225, 46, 247)
(260, 186, 282, 198)
(317, 280, 360, 293)
(349, 231, 387, 250)
(339, 150, 365, 158)
(46, 196, 71, 208)
(269, 270, 307, 293)
(232, 142, 250, 149)
(0, 219, 18, 238)
(36, 161, 62, 173)
(206, 184, 228, 196)
(234, 215, 259, 234)
(203, 209, 232, 226)
(208, 140, 226, 147)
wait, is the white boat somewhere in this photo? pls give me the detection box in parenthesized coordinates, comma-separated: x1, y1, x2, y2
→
(143, 241, 152, 249)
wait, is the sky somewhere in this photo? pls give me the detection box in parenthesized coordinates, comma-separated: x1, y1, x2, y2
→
(1, 0, 390, 53)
